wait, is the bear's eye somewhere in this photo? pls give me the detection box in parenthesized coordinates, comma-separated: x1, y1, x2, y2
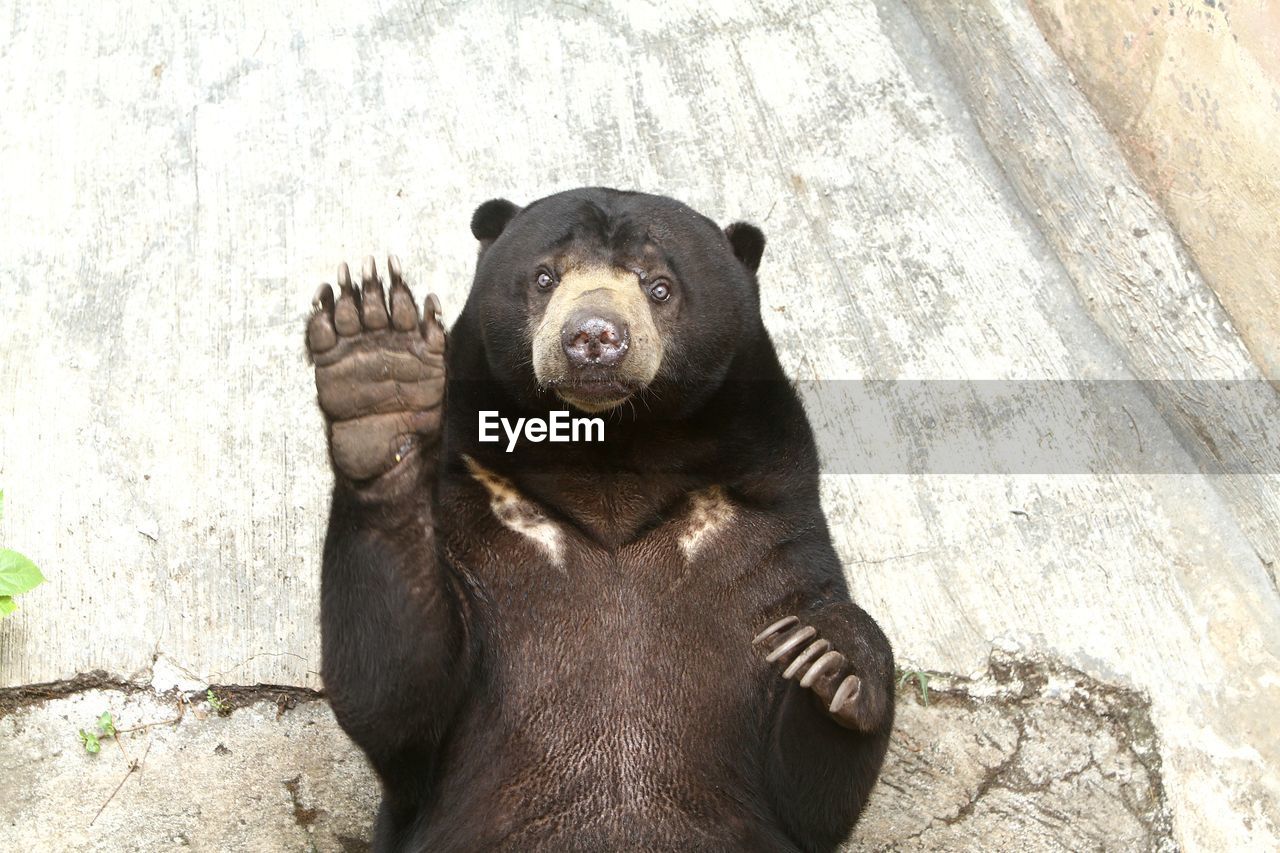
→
(535, 269, 557, 290)
(648, 279, 672, 303)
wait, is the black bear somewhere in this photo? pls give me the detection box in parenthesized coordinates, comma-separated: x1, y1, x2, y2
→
(306, 188, 894, 852)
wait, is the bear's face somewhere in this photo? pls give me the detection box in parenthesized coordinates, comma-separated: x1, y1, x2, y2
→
(465, 188, 765, 418)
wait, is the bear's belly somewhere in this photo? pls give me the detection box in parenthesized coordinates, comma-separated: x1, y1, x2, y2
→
(417, 699, 794, 853)
(415, 557, 790, 850)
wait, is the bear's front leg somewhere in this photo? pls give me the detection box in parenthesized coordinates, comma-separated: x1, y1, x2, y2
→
(308, 257, 467, 833)
(753, 600, 894, 851)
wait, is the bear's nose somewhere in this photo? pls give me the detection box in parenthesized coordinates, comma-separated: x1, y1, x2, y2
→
(561, 313, 630, 368)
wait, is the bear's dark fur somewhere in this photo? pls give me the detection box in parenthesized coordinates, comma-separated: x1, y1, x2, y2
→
(307, 188, 894, 852)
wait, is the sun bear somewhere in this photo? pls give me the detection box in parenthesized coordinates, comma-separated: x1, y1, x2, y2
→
(305, 187, 894, 852)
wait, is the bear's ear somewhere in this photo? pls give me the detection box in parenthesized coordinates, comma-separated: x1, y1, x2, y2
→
(470, 198, 522, 249)
(724, 222, 765, 273)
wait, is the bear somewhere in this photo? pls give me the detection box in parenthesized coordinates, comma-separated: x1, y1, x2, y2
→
(305, 187, 895, 852)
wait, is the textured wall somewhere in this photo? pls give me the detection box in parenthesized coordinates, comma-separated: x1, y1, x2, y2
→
(1028, 0, 1280, 380)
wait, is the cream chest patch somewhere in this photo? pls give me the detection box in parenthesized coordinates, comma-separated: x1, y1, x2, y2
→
(464, 456, 564, 566)
(679, 486, 735, 561)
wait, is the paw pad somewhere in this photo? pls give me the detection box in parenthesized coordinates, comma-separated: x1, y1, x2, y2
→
(306, 256, 447, 482)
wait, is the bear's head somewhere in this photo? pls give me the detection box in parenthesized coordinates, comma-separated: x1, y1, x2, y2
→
(461, 187, 766, 418)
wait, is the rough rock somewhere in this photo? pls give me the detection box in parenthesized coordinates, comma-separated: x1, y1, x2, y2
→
(0, 653, 1173, 852)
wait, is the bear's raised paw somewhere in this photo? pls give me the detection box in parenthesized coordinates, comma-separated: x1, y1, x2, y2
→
(307, 256, 446, 483)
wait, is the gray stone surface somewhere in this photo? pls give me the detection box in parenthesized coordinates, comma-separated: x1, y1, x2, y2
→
(852, 653, 1174, 853)
(0, 654, 1173, 852)
(1, 0, 1277, 849)
(0, 684, 378, 851)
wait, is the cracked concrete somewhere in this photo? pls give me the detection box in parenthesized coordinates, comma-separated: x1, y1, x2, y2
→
(852, 652, 1174, 852)
(0, 652, 1173, 852)
(0, 683, 377, 852)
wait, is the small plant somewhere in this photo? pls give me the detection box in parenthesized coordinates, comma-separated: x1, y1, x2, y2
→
(78, 728, 101, 754)
(206, 688, 229, 715)
(0, 490, 46, 617)
(78, 712, 117, 755)
(898, 669, 931, 706)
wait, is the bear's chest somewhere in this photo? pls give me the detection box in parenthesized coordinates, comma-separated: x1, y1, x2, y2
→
(443, 458, 771, 600)
(440, 458, 784, 681)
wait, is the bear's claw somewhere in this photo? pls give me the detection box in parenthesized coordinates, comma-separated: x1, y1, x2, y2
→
(752, 615, 799, 643)
(782, 637, 831, 679)
(309, 284, 338, 353)
(753, 615, 879, 732)
(765, 625, 817, 662)
(357, 259, 389, 330)
(829, 673, 862, 715)
(799, 650, 846, 688)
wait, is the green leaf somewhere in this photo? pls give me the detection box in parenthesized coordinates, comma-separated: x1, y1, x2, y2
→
(206, 688, 227, 713)
(98, 711, 116, 737)
(0, 596, 15, 616)
(79, 729, 101, 754)
(0, 549, 45, 596)
(897, 670, 932, 706)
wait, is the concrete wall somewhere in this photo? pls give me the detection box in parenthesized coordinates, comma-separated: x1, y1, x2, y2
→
(1028, 0, 1280, 380)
